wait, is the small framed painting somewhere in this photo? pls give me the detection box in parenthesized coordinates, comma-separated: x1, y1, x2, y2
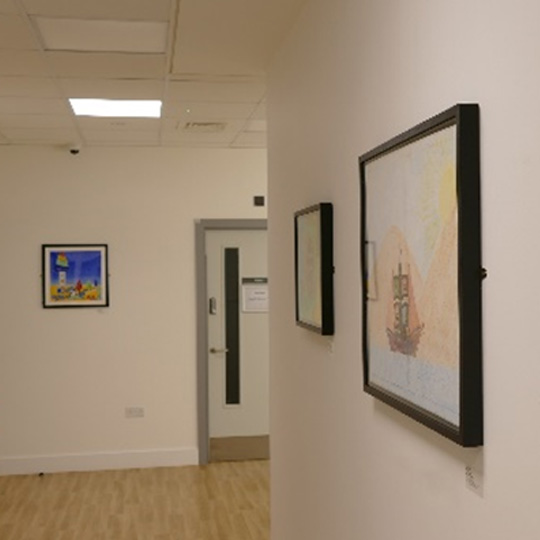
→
(42, 244, 109, 308)
(294, 203, 334, 335)
(359, 104, 483, 447)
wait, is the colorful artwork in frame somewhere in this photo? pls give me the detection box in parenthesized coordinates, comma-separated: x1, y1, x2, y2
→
(359, 104, 483, 447)
(42, 245, 109, 308)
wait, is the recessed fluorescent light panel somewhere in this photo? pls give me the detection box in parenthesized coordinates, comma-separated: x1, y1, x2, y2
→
(69, 99, 162, 118)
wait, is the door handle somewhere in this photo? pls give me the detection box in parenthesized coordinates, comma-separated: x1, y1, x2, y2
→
(209, 347, 229, 354)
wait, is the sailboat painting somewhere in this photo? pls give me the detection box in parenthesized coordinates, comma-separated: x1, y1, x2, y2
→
(362, 123, 461, 427)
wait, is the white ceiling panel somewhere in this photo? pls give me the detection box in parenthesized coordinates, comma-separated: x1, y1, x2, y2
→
(77, 117, 160, 131)
(0, 77, 59, 97)
(0, 15, 37, 49)
(59, 78, 163, 100)
(232, 131, 267, 147)
(249, 102, 266, 120)
(244, 119, 267, 132)
(162, 101, 257, 121)
(162, 138, 227, 148)
(166, 81, 266, 103)
(0, 114, 73, 128)
(35, 18, 168, 53)
(0, 0, 16, 15)
(0, 51, 49, 76)
(1, 126, 79, 142)
(45, 52, 166, 79)
(0, 96, 69, 114)
(82, 129, 160, 144)
(162, 130, 236, 146)
(172, 0, 307, 76)
(21, 0, 172, 22)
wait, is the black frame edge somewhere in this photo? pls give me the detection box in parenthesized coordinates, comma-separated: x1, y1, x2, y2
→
(294, 202, 335, 336)
(42, 243, 110, 309)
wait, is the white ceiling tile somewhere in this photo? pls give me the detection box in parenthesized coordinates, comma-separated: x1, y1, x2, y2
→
(59, 78, 163, 99)
(244, 119, 266, 132)
(162, 140, 227, 148)
(35, 18, 168, 54)
(0, 114, 73, 128)
(250, 102, 266, 120)
(232, 131, 267, 148)
(77, 117, 160, 131)
(0, 126, 79, 143)
(0, 0, 17, 14)
(162, 129, 237, 145)
(21, 0, 171, 21)
(82, 129, 160, 144)
(0, 15, 38, 50)
(172, 0, 306, 76)
(166, 81, 266, 103)
(0, 77, 60, 97)
(46, 52, 166, 79)
(162, 101, 257, 121)
(0, 97, 69, 114)
(0, 51, 49, 76)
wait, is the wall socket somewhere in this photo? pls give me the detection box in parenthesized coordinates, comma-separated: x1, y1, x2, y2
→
(125, 406, 145, 418)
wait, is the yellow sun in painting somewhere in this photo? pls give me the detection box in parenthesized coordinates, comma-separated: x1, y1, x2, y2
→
(438, 165, 457, 225)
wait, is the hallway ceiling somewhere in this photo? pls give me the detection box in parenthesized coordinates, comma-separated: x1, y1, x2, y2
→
(0, 0, 305, 149)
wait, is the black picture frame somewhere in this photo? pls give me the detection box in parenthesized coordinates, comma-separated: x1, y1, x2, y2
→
(42, 244, 110, 308)
(359, 104, 483, 446)
(294, 203, 334, 335)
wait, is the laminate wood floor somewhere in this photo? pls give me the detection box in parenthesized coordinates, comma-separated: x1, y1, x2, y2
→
(0, 460, 269, 540)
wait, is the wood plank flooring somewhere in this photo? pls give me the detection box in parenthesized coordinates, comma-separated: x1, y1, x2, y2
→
(0, 460, 269, 540)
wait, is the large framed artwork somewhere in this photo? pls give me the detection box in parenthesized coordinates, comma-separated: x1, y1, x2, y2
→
(359, 104, 483, 446)
(42, 244, 109, 308)
(294, 203, 334, 335)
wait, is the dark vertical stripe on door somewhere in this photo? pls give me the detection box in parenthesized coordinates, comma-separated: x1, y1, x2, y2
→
(224, 248, 240, 404)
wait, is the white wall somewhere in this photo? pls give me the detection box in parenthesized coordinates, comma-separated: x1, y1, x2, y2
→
(0, 145, 266, 474)
(268, 1, 540, 539)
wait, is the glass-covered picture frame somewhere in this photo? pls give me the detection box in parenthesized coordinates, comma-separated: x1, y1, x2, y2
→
(359, 104, 483, 446)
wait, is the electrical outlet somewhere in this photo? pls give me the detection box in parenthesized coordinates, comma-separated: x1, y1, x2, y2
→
(125, 406, 145, 418)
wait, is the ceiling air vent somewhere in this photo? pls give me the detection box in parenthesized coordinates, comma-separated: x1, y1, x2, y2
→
(182, 121, 227, 133)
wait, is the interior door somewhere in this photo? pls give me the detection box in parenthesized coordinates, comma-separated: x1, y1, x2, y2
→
(206, 229, 269, 461)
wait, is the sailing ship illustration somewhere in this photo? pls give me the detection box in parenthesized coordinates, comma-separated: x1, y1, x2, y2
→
(386, 253, 424, 356)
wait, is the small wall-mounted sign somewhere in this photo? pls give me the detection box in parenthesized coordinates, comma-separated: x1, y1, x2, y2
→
(242, 277, 269, 313)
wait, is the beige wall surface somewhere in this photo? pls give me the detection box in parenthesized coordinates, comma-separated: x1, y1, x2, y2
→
(268, 1, 540, 539)
(0, 145, 266, 474)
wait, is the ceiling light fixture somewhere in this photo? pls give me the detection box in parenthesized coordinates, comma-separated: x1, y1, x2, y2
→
(69, 99, 162, 118)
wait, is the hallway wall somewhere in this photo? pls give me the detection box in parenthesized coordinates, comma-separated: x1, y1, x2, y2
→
(267, 1, 540, 539)
(0, 145, 266, 474)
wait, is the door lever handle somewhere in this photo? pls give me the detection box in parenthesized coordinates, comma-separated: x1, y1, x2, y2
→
(209, 347, 229, 354)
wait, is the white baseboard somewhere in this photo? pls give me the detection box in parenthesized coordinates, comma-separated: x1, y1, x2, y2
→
(0, 447, 199, 476)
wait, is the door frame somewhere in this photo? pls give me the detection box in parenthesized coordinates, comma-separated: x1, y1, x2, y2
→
(195, 219, 268, 464)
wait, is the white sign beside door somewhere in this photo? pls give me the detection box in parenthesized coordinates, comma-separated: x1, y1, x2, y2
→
(242, 277, 269, 313)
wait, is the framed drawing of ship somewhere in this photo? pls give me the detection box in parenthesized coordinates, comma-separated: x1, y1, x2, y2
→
(359, 104, 483, 447)
(294, 203, 334, 335)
